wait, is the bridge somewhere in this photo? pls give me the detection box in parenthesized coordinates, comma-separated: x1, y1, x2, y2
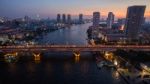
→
(1, 45, 150, 61)
(0, 45, 150, 52)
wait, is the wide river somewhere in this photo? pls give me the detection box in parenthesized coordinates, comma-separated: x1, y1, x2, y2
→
(0, 23, 123, 84)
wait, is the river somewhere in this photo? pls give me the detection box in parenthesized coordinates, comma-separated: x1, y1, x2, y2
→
(0, 23, 124, 84)
(39, 23, 90, 45)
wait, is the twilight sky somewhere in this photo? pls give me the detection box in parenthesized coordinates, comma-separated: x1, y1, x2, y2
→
(0, 0, 149, 20)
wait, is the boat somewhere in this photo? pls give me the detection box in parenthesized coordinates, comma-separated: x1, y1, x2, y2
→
(97, 61, 107, 68)
(97, 60, 115, 69)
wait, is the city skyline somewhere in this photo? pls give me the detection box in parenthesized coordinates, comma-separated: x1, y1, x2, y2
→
(0, 0, 150, 21)
(0, 1, 150, 83)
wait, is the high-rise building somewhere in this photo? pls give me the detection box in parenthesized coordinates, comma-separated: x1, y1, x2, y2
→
(93, 12, 100, 26)
(142, 17, 146, 25)
(36, 14, 41, 21)
(57, 14, 61, 23)
(107, 12, 114, 28)
(79, 14, 83, 24)
(67, 14, 71, 24)
(62, 14, 66, 23)
(24, 16, 30, 22)
(125, 5, 146, 41)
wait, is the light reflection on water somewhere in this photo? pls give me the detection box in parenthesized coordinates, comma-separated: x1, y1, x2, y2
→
(74, 55, 80, 63)
(26, 62, 35, 73)
(45, 62, 52, 75)
(1, 52, 121, 84)
(8, 63, 17, 74)
(64, 62, 72, 75)
(80, 61, 89, 75)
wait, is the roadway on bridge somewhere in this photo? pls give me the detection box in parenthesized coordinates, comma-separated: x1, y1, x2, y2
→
(0, 45, 150, 52)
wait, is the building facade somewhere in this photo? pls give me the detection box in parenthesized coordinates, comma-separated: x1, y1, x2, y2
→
(93, 12, 100, 26)
(62, 14, 66, 23)
(67, 14, 71, 24)
(107, 12, 114, 29)
(79, 14, 83, 24)
(125, 5, 146, 41)
(57, 14, 61, 23)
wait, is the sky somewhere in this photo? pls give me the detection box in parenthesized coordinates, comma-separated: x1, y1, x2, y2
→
(0, 0, 150, 20)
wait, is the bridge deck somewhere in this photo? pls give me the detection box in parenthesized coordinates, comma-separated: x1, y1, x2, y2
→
(0, 45, 150, 52)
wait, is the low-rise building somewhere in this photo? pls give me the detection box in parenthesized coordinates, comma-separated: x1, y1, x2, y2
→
(0, 34, 9, 42)
(105, 34, 126, 42)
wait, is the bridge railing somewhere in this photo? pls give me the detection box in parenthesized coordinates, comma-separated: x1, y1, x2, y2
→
(0, 44, 150, 48)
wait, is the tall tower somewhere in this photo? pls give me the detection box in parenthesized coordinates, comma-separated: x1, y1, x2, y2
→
(107, 12, 114, 28)
(67, 14, 71, 24)
(93, 12, 100, 26)
(79, 14, 83, 24)
(62, 14, 66, 23)
(57, 14, 61, 23)
(24, 15, 30, 22)
(125, 5, 146, 41)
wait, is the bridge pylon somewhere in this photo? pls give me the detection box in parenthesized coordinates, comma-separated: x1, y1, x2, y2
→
(33, 53, 41, 61)
(73, 51, 80, 57)
(73, 51, 80, 63)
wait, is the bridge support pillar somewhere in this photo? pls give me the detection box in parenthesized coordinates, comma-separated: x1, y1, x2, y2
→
(73, 52, 80, 57)
(33, 53, 41, 61)
(73, 51, 80, 63)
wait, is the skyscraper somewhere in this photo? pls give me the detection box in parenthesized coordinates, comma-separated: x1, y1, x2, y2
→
(93, 12, 100, 26)
(79, 14, 83, 24)
(142, 17, 146, 25)
(67, 14, 71, 24)
(24, 15, 30, 22)
(107, 12, 114, 28)
(125, 5, 146, 41)
(57, 14, 61, 23)
(62, 14, 66, 23)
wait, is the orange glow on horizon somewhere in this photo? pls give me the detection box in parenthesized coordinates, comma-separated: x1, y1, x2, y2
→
(69, 10, 150, 19)
(64, 6, 150, 19)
